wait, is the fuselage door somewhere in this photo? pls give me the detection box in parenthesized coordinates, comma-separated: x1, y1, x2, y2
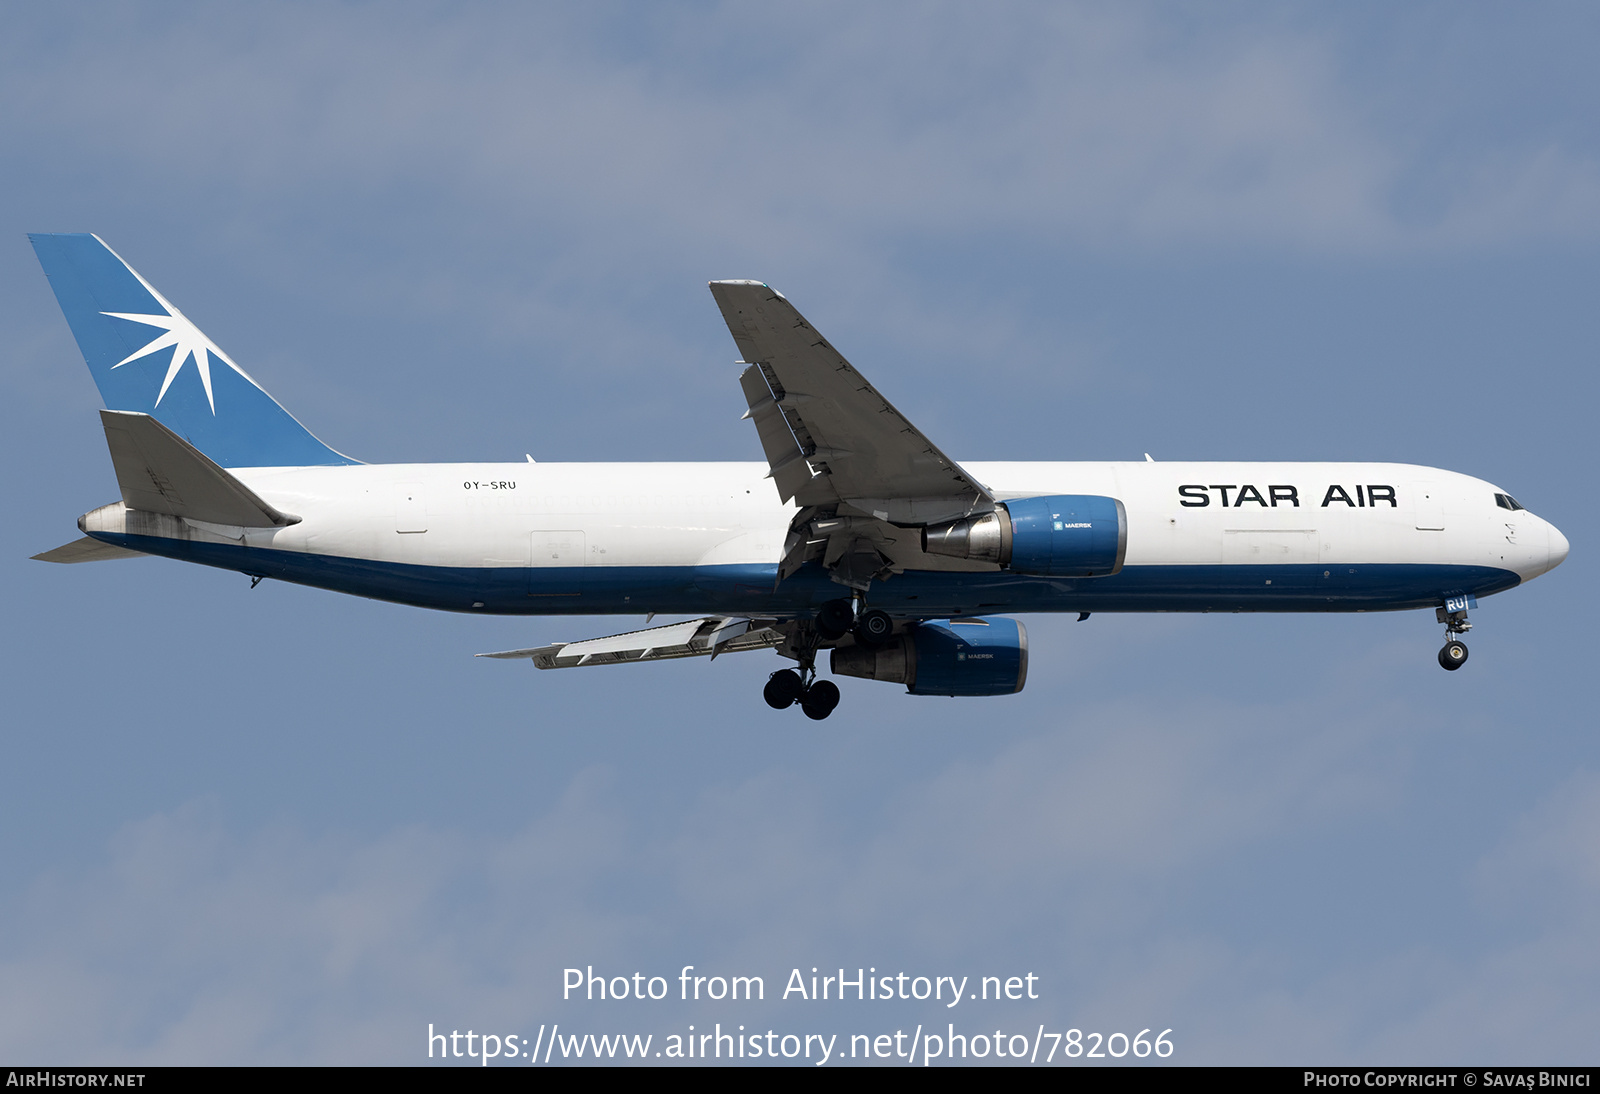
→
(1413, 483, 1445, 531)
(396, 483, 427, 533)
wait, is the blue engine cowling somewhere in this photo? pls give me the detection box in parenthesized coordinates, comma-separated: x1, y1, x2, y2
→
(921, 494, 1126, 578)
(1005, 494, 1126, 577)
(830, 617, 1029, 697)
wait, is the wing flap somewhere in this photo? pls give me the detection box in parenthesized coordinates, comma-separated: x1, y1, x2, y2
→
(738, 365, 814, 502)
(477, 617, 783, 669)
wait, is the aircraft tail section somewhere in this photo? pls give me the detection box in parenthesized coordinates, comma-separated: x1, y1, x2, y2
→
(29, 233, 357, 468)
(97, 410, 299, 528)
(32, 537, 146, 564)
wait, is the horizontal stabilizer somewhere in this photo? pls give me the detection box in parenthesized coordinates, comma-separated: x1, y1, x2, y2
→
(100, 410, 298, 528)
(31, 536, 147, 563)
(478, 617, 783, 669)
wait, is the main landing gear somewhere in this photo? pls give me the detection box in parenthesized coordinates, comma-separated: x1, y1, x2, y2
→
(853, 607, 895, 646)
(763, 597, 877, 720)
(764, 601, 843, 719)
(764, 668, 841, 720)
(815, 598, 895, 648)
(1436, 602, 1472, 671)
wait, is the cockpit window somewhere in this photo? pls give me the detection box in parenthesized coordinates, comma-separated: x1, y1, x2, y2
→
(1494, 493, 1525, 511)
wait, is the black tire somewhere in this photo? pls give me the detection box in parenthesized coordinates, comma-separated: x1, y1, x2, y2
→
(801, 679, 841, 719)
(763, 669, 806, 709)
(815, 599, 854, 640)
(853, 608, 895, 647)
(1438, 641, 1469, 671)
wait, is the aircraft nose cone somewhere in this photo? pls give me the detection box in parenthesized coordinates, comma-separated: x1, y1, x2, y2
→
(1548, 522, 1570, 571)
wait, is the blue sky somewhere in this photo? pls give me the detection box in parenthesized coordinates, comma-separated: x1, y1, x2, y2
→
(1, 2, 1596, 1064)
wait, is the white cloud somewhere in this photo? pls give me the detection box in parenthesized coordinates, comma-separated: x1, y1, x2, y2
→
(12, 2, 1600, 465)
(6, 2, 1599, 274)
(11, 2, 1598, 467)
(0, 686, 1592, 1064)
(0, 684, 1483, 1064)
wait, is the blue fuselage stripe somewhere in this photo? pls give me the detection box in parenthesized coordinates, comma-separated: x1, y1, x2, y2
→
(100, 534, 1521, 616)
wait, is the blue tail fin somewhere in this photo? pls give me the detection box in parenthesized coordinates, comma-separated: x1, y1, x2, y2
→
(29, 233, 357, 468)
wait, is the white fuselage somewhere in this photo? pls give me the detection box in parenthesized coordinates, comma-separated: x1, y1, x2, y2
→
(83, 460, 1568, 618)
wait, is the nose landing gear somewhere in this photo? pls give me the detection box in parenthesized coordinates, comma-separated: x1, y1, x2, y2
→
(1438, 640, 1469, 670)
(1435, 601, 1473, 671)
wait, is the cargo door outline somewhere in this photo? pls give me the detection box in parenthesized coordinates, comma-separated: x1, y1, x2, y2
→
(529, 530, 585, 597)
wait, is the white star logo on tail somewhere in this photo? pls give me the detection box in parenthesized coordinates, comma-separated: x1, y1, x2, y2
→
(99, 256, 265, 414)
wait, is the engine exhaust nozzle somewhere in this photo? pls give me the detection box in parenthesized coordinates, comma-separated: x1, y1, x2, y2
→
(921, 508, 1011, 565)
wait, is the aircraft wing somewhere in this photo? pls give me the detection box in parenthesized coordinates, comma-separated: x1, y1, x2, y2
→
(709, 281, 993, 526)
(477, 617, 784, 669)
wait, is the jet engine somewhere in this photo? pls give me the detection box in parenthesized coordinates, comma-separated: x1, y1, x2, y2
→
(921, 494, 1126, 578)
(831, 617, 1028, 696)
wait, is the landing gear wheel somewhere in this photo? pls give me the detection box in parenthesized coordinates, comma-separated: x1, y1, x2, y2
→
(1438, 640, 1469, 671)
(800, 679, 841, 720)
(815, 599, 854, 641)
(763, 669, 806, 709)
(853, 608, 895, 647)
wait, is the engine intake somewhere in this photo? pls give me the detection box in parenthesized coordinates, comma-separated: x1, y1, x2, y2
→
(921, 495, 1126, 578)
(831, 617, 1028, 696)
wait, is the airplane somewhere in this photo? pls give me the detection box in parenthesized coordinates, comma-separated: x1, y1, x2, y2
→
(28, 233, 1570, 720)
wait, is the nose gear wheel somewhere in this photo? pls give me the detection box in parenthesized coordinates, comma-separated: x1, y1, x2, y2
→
(1434, 603, 1473, 672)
